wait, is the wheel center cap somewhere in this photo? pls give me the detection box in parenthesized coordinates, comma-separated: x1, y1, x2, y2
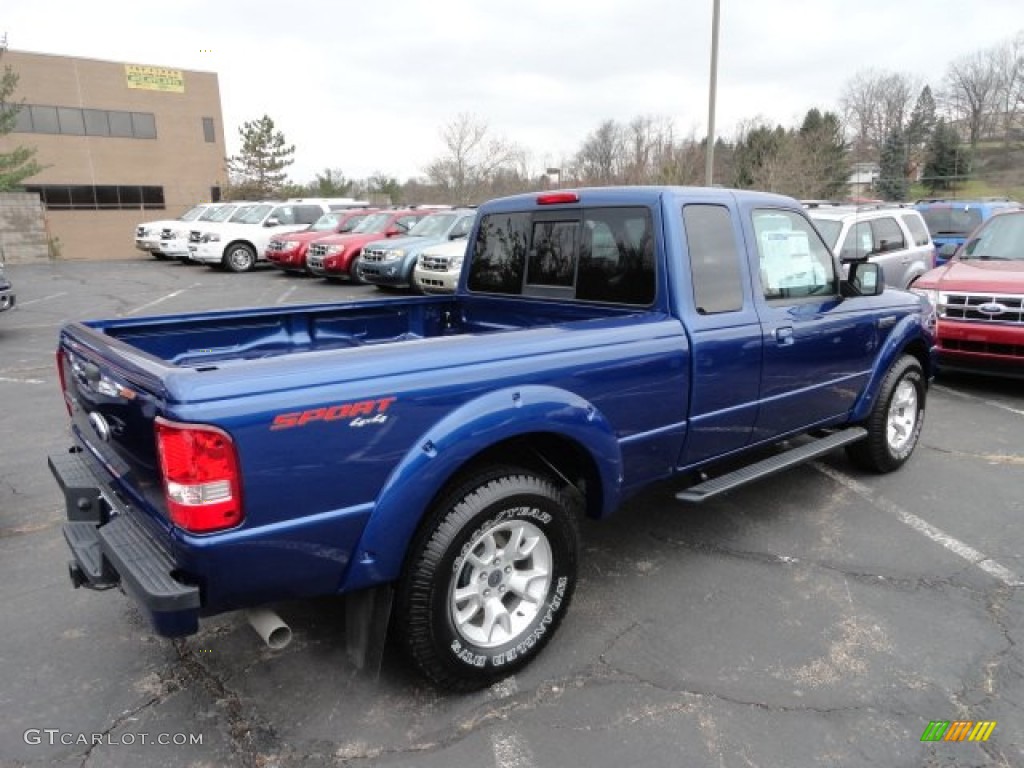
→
(488, 571, 503, 588)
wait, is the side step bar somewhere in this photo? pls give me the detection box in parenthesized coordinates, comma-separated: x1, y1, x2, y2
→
(675, 427, 867, 503)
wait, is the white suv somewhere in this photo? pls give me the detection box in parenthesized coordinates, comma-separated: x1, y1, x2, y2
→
(806, 203, 935, 290)
(187, 201, 331, 272)
(134, 203, 214, 258)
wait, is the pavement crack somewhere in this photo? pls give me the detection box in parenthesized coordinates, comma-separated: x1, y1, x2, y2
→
(77, 695, 163, 768)
(647, 530, 990, 596)
(174, 639, 282, 768)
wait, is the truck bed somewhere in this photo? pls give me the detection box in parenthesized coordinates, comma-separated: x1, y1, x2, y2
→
(93, 295, 640, 367)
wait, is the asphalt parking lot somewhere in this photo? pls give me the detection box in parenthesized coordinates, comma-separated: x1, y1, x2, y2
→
(1, 257, 1023, 768)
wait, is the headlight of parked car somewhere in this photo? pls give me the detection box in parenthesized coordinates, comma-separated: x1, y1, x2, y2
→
(909, 287, 940, 308)
(383, 249, 405, 261)
(450, 255, 464, 270)
(201, 233, 221, 243)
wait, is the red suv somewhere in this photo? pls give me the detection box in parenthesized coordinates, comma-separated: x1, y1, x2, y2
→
(266, 209, 373, 275)
(306, 209, 430, 281)
(910, 209, 1024, 378)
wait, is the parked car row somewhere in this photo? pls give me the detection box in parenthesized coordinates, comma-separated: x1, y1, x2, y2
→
(803, 197, 1024, 379)
(133, 200, 476, 294)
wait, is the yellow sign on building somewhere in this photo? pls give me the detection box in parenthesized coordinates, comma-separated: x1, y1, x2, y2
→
(125, 65, 185, 93)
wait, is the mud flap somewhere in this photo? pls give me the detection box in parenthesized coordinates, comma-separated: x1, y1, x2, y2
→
(345, 584, 393, 679)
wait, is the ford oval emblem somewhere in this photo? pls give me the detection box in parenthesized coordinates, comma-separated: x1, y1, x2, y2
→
(88, 412, 111, 442)
(977, 302, 1006, 316)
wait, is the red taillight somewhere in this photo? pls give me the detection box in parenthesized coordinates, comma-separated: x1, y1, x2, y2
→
(537, 192, 579, 205)
(56, 348, 72, 416)
(154, 417, 243, 533)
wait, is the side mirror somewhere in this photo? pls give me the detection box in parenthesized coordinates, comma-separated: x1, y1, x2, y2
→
(846, 261, 884, 296)
(938, 242, 959, 258)
(264, 217, 280, 227)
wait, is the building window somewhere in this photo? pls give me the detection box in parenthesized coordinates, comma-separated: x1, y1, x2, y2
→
(83, 109, 110, 136)
(132, 112, 157, 139)
(202, 117, 215, 143)
(29, 105, 59, 134)
(25, 185, 166, 211)
(57, 107, 86, 135)
(108, 111, 133, 138)
(13, 104, 157, 140)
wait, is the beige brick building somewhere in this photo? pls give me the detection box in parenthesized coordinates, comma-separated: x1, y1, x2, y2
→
(0, 50, 226, 260)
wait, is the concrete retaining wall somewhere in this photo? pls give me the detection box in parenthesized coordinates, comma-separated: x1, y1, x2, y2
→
(0, 192, 50, 263)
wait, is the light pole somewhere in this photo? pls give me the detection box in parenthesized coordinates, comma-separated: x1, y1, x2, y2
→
(705, 0, 721, 186)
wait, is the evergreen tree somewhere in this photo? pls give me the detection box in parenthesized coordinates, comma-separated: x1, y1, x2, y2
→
(309, 168, 352, 197)
(225, 115, 294, 199)
(733, 124, 786, 190)
(876, 129, 909, 201)
(798, 109, 848, 199)
(905, 86, 937, 149)
(922, 119, 970, 193)
(0, 35, 43, 190)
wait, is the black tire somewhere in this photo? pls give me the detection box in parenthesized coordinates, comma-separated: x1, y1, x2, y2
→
(396, 466, 579, 691)
(223, 242, 256, 273)
(846, 355, 925, 473)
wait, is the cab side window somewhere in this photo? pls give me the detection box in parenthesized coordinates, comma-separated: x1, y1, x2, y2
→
(753, 209, 836, 299)
(684, 204, 743, 314)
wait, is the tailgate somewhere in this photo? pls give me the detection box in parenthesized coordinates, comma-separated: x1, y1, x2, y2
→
(57, 323, 172, 534)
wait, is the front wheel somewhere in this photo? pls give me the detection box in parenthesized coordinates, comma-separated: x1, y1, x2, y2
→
(397, 466, 579, 691)
(846, 355, 925, 472)
(223, 243, 256, 272)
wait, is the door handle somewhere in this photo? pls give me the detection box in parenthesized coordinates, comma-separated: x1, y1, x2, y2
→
(774, 326, 794, 346)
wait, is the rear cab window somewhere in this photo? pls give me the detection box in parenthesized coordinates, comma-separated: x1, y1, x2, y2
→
(468, 207, 655, 305)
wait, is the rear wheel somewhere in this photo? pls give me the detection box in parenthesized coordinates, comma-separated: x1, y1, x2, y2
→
(223, 243, 256, 273)
(397, 466, 579, 691)
(846, 355, 925, 472)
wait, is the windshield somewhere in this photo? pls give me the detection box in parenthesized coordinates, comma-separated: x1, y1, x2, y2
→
(179, 205, 207, 221)
(962, 213, 1024, 261)
(408, 213, 457, 238)
(352, 213, 393, 233)
(810, 218, 842, 249)
(233, 204, 273, 224)
(310, 213, 342, 232)
(204, 205, 238, 222)
(920, 206, 983, 237)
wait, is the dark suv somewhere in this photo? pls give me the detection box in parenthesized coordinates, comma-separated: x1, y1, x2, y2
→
(0, 258, 14, 314)
(915, 198, 1022, 265)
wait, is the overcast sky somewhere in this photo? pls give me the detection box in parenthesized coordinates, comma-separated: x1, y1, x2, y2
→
(6, 0, 1022, 183)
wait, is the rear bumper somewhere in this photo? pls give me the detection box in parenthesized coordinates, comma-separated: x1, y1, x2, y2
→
(49, 450, 200, 637)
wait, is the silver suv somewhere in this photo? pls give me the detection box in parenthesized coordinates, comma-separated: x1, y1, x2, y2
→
(806, 203, 935, 289)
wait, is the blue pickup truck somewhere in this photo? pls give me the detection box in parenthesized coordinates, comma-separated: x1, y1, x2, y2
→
(51, 187, 936, 690)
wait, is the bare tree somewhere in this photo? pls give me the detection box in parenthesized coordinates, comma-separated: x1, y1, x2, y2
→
(840, 70, 920, 158)
(424, 113, 524, 203)
(991, 31, 1024, 145)
(944, 48, 1001, 147)
(570, 120, 627, 185)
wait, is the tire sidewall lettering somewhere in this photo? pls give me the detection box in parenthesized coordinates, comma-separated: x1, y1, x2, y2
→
(445, 502, 570, 672)
(888, 369, 924, 462)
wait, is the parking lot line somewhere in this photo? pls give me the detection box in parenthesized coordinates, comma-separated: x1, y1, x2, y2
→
(934, 384, 1024, 418)
(812, 462, 1024, 587)
(491, 729, 536, 768)
(17, 292, 68, 307)
(123, 286, 199, 316)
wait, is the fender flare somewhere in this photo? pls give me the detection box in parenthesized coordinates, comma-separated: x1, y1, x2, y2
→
(850, 314, 932, 422)
(339, 385, 622, 591)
